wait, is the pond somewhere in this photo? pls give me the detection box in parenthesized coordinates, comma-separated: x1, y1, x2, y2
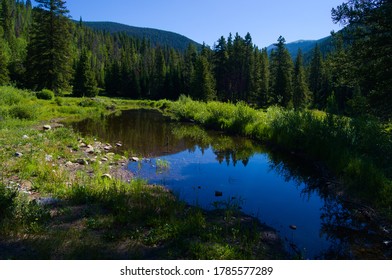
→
(70, 109, 390, 259)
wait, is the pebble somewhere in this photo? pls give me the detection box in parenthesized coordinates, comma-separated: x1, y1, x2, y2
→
(101, 174, 112, 180)
(131, 156, 140, 162)
(15, 152, 23, 157)
(43, 125, 51, 131)
(289, 225, 297, 230)
(215, 191, 223, 197)
(22, 135, 29, 139)
(45, 155, 53, 162)
(36, 197, 61, 206)
(75, 158, 88, 165)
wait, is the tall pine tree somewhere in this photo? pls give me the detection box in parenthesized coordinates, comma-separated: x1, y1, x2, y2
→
(293, 49, 310, 109)
(73, 48, 98, 97)
(309, 44, 326, 108)
(269, 36, 293, 108)
(26, 0, 73, 93)
(191, 53, 216, 101)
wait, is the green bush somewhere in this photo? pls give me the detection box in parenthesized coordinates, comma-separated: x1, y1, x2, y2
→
(36, 89, 54, 100)
(0, 186, 18, 227)
(0, 86, 27, 105)
(9, 104, 38, 120)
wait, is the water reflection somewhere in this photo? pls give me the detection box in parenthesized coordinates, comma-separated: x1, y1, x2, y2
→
(70, 109, 391, 259)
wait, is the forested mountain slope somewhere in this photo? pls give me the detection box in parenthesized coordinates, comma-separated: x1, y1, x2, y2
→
(82, 21, 201, 52)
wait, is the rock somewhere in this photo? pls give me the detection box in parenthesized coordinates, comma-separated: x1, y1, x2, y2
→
(116, 142, 122, 147)
(22, 135, 29, 139)
(15, 152, 23, 157)
(20, 180, 33, 190)
(45, 155, 53, 162)
(215, 191, 223, 197)
(65, 161, 74, 167)
(101, 174, 112, 180)
(75, 158, 88, 165)
(36, 197, 61, 206)
(131, 156, 140, 162)
(86, 147, 95, 154)
(101, 157, 108, 162)
(289, 225, 297, 230)
(43, 125, 51, 131)
(106, 152, 115, 158)
(79, 142, 87, 148)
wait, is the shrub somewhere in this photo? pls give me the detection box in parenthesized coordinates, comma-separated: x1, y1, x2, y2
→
(9, 104, 38, 120)
(36, 89, 54, 100)
(0, 86, 27, 105)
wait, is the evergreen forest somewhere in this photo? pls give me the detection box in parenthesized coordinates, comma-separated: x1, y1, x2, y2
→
(0, 0, 390, 120)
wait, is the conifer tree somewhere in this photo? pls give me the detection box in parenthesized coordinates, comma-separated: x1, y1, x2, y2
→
(191, 54, 216, 101)
(332, 0, 392, 119)
(309, 44, 325, 108)
(1, 0, 15, 44)
(259, 48, 269, 107)
(26, 0, 73, 93)
(269, 36, 293, 108)
(214, 36, 229, 101)
(73, 49, 98, 97)
(293, 49, 310, 109)
(0, 38, 10, 85)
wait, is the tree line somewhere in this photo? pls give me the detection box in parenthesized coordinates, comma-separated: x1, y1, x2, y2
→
(0, 0, 390, 119)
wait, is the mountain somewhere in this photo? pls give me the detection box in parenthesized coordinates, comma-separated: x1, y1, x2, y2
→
(267, 36, 335, 62)
(82, 21, 202, 52)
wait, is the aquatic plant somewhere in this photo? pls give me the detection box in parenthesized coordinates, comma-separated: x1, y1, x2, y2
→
(156, 159, 170, 174)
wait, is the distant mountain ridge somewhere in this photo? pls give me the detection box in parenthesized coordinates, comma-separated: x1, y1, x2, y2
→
(267, 36, 333, 60)
(82, 21, 201, 52)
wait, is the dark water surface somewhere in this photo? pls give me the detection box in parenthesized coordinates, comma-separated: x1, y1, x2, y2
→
(71, 109, 390, 259)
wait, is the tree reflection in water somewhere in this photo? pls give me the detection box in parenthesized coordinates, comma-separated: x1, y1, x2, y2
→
(267, 150, 391, 259)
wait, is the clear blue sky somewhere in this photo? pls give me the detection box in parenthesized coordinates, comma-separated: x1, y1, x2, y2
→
(36, 0, 344, 48)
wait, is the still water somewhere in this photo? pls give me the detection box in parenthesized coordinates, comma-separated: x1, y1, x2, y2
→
(71, 109, 390, 259)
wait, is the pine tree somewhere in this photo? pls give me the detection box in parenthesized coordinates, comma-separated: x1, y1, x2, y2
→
(26, 0, 73, 93)
(259, 48, 269, 107)
(0, 0, 15, 44)
(0, 38, 10, 85)
(293, 49, 310, 109)
(309, 44, 325, 108)
(269, 36, 293, 108)
(73, 49, 98, 97)
(213, 36, 229, 101)
(191, 54, 216, 101)
(332, 0, 392, 119)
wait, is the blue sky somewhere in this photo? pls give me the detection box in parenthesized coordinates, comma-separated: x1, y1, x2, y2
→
(37, 0, 344, 48)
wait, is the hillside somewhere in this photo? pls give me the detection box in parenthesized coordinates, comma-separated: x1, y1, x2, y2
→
(82, 21, 201, 52)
